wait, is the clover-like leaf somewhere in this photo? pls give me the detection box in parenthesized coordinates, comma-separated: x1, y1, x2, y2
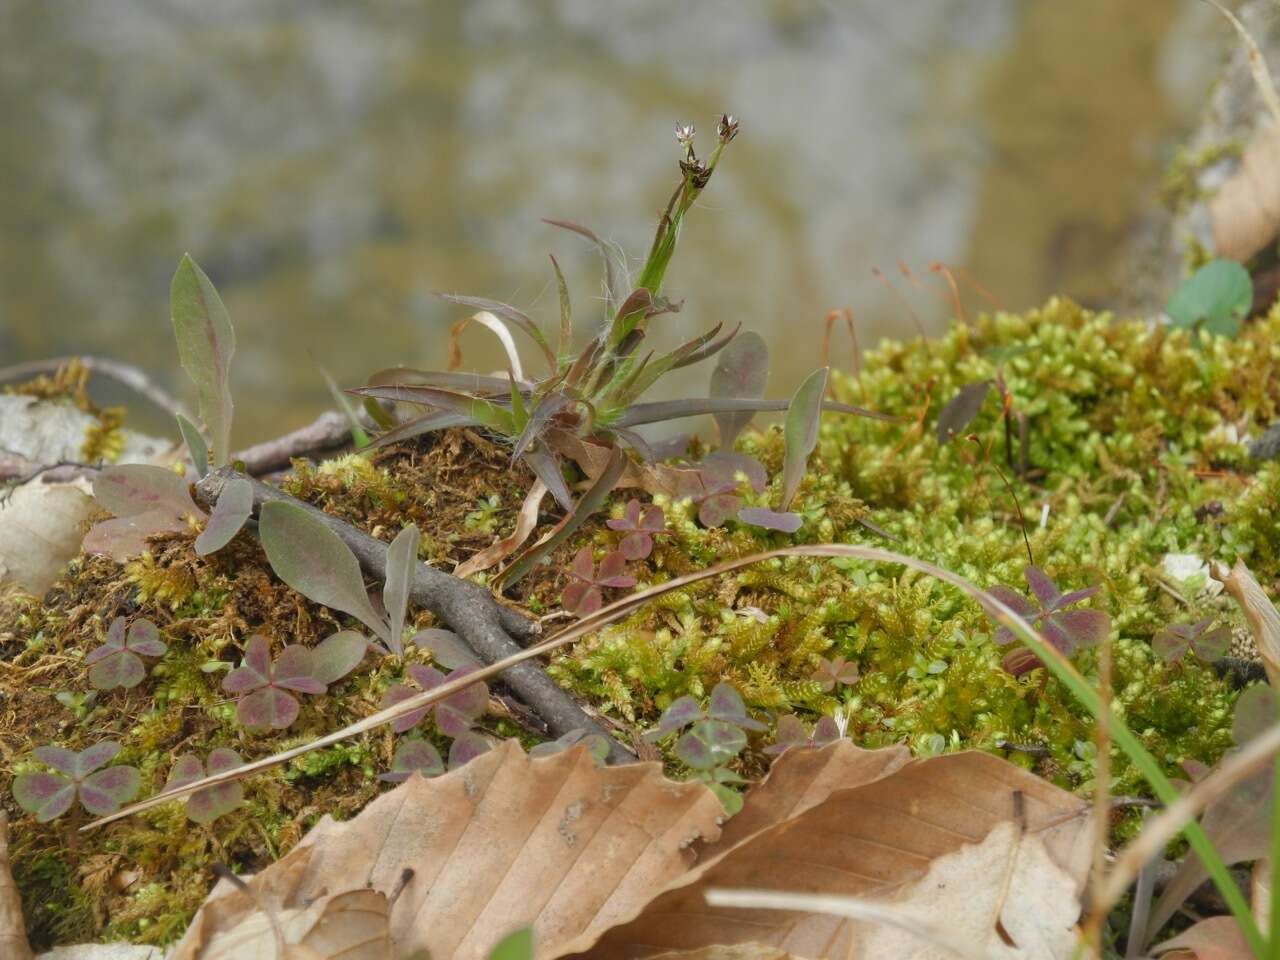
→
(781, 367, 829, 510)
(936, 379, 991, 444)
(194, 477, 253, 556)
(1154, 618, 1233, 664)
(223, 636, 325, 731)
(12, 772, 76, 822)
(378, 739, 445, 784)
(810, 655, 860, 692)
(645, 695, 704, 741)
(13, 740, 139, 821)
(380, 664, 489, 737)
(258, 501, 389, 642)
(607, 499, 667, 561)
(172, 254, 236, 467)
(448, 731, 493, 770)
(529, 728, 610, 765)
(708, 682, 767, 731)
(1166, 257, 1253, 338)
(986, 566, 1110, 674)
(676, 719, 747, 771)
(165, 750, 246, 824)
(562, 547, 636, 617)
(85, 617, 168, 690)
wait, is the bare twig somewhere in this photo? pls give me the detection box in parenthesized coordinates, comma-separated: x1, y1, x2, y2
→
(193, 468, 632, 764)
(230, 411, 353, 476)
(0, 355, 189, 421)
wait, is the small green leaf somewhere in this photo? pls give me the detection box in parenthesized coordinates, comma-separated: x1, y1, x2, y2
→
(383, 524, 419, 657)
(194, 478, 252, 556)
(258, 501, 388, 640)
(176, 414, 209, 478)
(487, 927, 534, 960)
(780, 367, 829, 510)
(171, 255, 236, 467)
(1166, 258, 1253, 337)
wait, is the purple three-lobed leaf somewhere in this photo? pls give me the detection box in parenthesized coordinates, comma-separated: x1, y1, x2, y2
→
(986, 566, 1110, 676)
(223, 635, 330, 731)
(12, 740, 140, 822)
(379, 663, 490, 737)
(1153, 618, 1232, 664)
(85, 617, 168, 691)
(561, 547, 637, 616)
(165, 748, 245, 823)
(378, 738, 446, 783)
(606, 499, 667, 561)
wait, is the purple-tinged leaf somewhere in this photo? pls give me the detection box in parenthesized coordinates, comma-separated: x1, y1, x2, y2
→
(439, 668, 489, 721)
(594, 552, 636, 588)
(676, 719, 747, 771)
(383, 523, 420, 658)
(448, 732, 492, 770)
(617, 531, 653, 561)
(542, 218, 630, 313)
(78, 766, 141, 816)
(1023, 566, 1061, 610)
(82, 510, 191, 561)
(530, 729, 611, 764)
(237, 687, 299, 731)
(13, 772, 75, 822)
(522, 440, 573, 511)
(381, 684, 429, 734)
(88, 650, 146, 690)
(935, 380, 990, 444)
(781, 367, 829, 511)
(569, 547, 595, 582)
(764, 715, 810, 755)
(1051, 609, 1110, 650)
(649, 434, 692, 460)
(206, 748, 243, 776)
(378, 739, 445, 783)
(94, 463, 203, 521)
(272, 646, 326, 695)
(1233, 684, 1279, 745)
(810, 655, 860, 692)
(562, 582, 602, 616)
(646, 696, 704, 741)
(223, 635, 271, 694)
(258, 501, 388, 641)
(186, 780, 245, 825)
(708, 331, 769, 448)
(607, 500, 643, 532)
(310, 632, 367, 686)
(406, 664, 447, 691)
(700, 452, 768, 494)
(126, 619, 167, 658)
(1001, 647, 1043, 677)
(698, 493, 740, 528)
(708, 683, 750, 725)
(813, 716, 842, 744)
(33, 745, 80, 777)
(72, 741, 121, 776)
(737, 507, 802, 533)
(172, 255, 235, 467)
(194, 478, 252, 556)
(411, 629, 482, 671)
(1194, 626, 1232, 662)
(1057, 585, 1101, 609)
(165, 755, 206, 792)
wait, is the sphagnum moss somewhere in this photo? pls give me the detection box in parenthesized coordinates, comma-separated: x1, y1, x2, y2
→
(4, 296, 1280, 947)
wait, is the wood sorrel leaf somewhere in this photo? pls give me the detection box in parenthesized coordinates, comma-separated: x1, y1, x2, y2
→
(1166, 257, 1253, 337)
(780, 367, 829, 511)
(194, 478, 252, 556)
(13, 772, 75, 822)
(936, 380, 991, 444)
(238, 687, 300, 731)
(258, 501, 388, 641)
(78, 765, 141, 816)
(708, 331, 769, 448)
(171, 254, 236, 468)
(176, 413, 210, 478)
(383, 523, 420, 657)
(378, 739, 445, 783)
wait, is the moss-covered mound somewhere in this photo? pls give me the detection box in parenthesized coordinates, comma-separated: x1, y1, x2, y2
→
(3, 297, 1279, 948)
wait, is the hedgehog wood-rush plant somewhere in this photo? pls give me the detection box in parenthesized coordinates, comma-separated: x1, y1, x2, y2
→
(346, 116, 892, 563)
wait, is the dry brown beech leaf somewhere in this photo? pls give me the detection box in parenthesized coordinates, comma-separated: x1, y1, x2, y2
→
(1152, 915, 1254, 960)
(566, 750, 1092, 958)
(651, 946, 813, 960)
(1209, 128, 1280, 264)
(173, 740, 726, 960)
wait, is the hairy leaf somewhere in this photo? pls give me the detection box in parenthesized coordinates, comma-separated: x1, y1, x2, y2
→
(709, 331, 769, 447)
(543, 217, 630, 314)
(780, 367, 829, 511)
(258, 501, 388, 641)
(383, 523, 419, 657)
(171, 255, 236, 467)
(194, 477, 252, 556)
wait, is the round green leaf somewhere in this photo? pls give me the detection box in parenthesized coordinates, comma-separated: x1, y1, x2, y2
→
(1166, 258, 1253, 337)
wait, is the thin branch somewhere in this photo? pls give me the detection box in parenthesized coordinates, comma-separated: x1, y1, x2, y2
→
(193, 468, 633, 764)
(0, 355, 190, 421)
(230, 411, 353, 476)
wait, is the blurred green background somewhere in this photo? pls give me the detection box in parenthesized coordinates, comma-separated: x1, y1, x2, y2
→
(0, 0, 1227, 444)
